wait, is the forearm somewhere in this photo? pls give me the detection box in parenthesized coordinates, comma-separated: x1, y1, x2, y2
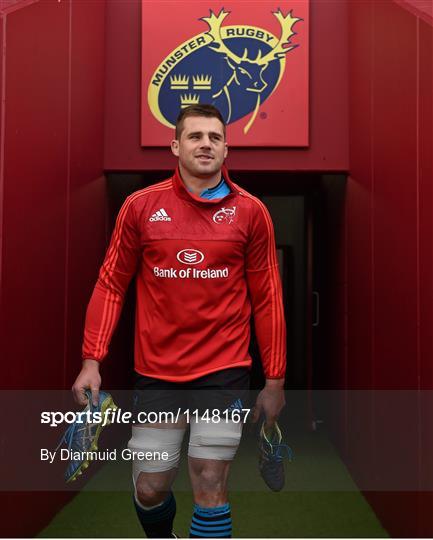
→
(82, 358, 101, 369)
(252, 377, 286, 425)
(265, 377, 285, 389)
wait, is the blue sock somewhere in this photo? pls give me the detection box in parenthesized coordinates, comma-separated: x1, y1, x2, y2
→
(133, 491, 176, 538)
(189, 503, 232, 538)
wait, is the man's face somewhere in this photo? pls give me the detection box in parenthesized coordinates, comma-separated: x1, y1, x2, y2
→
(171, 116, 228, 179)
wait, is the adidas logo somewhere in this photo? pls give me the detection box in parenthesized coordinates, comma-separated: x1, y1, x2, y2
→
(149, 208, 172, 222)
(227, 398, 243, 412)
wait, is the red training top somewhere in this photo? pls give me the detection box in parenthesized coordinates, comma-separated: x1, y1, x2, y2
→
(82, 166, 286, 382)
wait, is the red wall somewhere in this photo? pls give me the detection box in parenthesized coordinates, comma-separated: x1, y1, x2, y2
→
(329, 0, 433, 536)
(103, 0, 349, 172)
(0, 0, 106, 535)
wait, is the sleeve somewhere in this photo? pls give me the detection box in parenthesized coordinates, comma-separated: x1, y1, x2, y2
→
(245, 199, 286, 379)
(82, 195, 141, 361)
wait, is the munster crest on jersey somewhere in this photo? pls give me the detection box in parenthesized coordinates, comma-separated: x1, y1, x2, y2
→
(141, 2, 309, 147)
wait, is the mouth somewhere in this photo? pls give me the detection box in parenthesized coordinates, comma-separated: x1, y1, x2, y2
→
(195, 155, 214, 163)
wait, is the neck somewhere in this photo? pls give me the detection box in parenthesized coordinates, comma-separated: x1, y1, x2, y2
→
(178, 163, 222, 196)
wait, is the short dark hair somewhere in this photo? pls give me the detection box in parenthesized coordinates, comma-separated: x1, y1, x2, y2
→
(175, 104, 226, 140)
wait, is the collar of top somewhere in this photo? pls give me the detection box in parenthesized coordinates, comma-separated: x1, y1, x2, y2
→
(172, 164, 238, 205)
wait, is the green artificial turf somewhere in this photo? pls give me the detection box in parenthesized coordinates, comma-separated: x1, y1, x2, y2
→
(38, 490, 388, 538)
(38, 428, 389, 538)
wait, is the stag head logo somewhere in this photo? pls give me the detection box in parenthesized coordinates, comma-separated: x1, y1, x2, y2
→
(148, 7, 302, 134)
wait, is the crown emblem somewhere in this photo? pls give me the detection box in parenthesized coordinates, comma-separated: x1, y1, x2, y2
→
(170, 74, 189, 90)
(193, 74, 212, 90)
(180, 94, 200, 108)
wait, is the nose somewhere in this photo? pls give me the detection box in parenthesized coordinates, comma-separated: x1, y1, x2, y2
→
(253, 81, 266, 90)
(200, 135, 211, 148)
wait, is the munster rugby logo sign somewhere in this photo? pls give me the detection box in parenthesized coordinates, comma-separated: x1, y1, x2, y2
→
(141, 2, 309, 147)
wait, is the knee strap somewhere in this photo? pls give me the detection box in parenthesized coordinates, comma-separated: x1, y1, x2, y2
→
(128, 425, 186, 478)
(188, 418, 243, 460)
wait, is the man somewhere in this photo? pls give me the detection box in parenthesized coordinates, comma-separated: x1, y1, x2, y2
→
(72, 104, 286, 538)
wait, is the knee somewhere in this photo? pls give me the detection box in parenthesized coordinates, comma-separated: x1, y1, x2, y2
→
(135, 475, 168, 507)
(192, 462, 229, 501)
(192, 465, 228, 507)
(196, 467, 225, 493)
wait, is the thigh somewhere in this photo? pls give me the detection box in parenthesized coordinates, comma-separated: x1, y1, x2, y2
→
(186, 368, 249, 463)
(187, 419, 243, 506)
(130, 375, 188, 492)
(188, 416, 243, 461)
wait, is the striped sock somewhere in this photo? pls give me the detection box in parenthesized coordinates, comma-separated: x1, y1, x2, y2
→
(189, 503, 232, 538)
(133, 491, 176, 538)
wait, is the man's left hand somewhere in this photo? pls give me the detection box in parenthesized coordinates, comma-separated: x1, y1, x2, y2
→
(251, 378, 285, 428)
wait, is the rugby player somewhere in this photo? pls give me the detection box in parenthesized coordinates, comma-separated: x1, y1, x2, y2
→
(71, 104, 286, 538)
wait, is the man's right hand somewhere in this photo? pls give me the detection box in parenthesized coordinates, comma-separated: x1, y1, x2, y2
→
(72, 359, 101, 407)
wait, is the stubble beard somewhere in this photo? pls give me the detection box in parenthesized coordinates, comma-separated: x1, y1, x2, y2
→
(184, 157, 223, 180)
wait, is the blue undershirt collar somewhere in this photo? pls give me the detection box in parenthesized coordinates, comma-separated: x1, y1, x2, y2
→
(198, 177, 231, 200)
(199, 177, 230, 200)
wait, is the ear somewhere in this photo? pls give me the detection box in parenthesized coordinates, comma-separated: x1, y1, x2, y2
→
(171, 139, 179, 157)
(224, 141, 228, 159)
